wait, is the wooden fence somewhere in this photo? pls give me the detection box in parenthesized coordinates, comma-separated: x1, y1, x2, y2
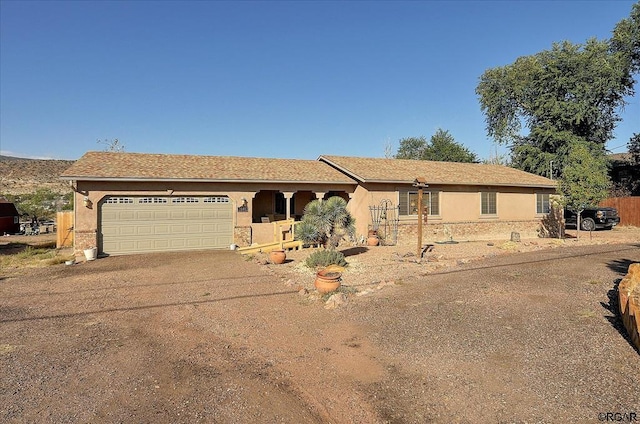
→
(56, 211, 74, 248)
(600, 197, 640, 227)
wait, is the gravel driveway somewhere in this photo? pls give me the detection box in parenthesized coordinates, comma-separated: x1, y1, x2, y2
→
(1, 240, 639, 423)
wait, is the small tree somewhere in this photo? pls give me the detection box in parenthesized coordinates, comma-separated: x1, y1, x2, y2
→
(395, 129, 477, 162)
(7, 188, 60, 223)
(97, 138, 125, 152)
(559, 141, 611, 238)
(296, 196, 355, 249)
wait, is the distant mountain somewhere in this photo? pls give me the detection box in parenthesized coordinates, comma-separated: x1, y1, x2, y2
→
(0, 156, 76, 195)
(0, 155, 33, 161)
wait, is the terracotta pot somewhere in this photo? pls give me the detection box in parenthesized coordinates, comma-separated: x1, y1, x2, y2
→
(368, 229, 378, 237)
(314, 269, 342, 294)
(269, 249, 286, 264)
(367, 235, 379, 246)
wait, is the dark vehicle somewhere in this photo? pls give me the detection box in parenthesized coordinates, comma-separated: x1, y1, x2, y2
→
(564, 207, 620, 231)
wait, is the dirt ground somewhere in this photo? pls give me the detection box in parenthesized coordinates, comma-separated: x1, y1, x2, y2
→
(1, 227, 639, 423)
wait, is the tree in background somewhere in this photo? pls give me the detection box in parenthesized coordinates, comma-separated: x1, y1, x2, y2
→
(611, 132, 640, 196)
(395, 129, 477, 162)
(559, 141, 611, 238)
(629, 133, 640, 163)
(5, 188, 64, 223)
(611, 2, 640, 75)
(476, 2, 639, 179)
(482, 144, 511, 166)
(97, 138, 125, 152)
(395, 136, 428, 160)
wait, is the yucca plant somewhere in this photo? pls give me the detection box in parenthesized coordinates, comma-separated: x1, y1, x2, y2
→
(295, 196, 355, 249)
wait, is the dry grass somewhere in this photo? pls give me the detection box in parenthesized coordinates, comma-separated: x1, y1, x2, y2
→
(0, 242, 73, 269)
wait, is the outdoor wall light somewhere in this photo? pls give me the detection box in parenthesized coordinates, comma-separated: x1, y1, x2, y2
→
(83, 196, 92, 208)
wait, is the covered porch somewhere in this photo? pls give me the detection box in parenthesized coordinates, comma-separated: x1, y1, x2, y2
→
(247, 189, 351, 245)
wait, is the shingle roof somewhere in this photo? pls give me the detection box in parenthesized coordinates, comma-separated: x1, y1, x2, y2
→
(609, 153, 633, 163)
(319, 155, 557, 188)
(61, 151, 355, 184)
(61, 151, 557, 189)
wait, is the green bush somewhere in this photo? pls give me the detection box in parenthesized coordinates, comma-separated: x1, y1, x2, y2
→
(295, 196, 355, 248)
(305, 249, 348, 268)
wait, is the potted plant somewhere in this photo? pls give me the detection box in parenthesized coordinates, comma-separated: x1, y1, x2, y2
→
(314, 268, 342, 293)
(296, 197, 354, 293)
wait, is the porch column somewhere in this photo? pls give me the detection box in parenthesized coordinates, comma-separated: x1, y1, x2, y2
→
(315, 192, 326, 202)
(283, 192, 295, 219)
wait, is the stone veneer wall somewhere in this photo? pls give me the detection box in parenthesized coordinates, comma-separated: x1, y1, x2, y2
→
(393, 220, 542, 246)
(619, 263, 640, 353)
(234, 226, 252, 247)
(74, 229, 97, 255)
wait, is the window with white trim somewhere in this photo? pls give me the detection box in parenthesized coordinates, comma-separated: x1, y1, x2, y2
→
(481, 192, 497, 215)
(172, 197, 199, 203)
(139, 197, 167, 204)
(104, 197, 134, 204)
(536, 193, 550, 214)
(399, 191, 439, 216)
(203, 197, 230, 203)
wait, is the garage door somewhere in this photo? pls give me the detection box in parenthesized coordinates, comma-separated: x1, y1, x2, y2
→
(100, 196, 233, 255)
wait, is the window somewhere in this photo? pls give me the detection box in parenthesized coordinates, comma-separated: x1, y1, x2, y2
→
(399, 191, 439, 216)
(139, 197, 167, 204)
(536, 193, 550, 214)
(172, 197, 199, 203)
(104, 197, 133, 204)
(203, 197, 230, 203)
(481, 192, 497, 215)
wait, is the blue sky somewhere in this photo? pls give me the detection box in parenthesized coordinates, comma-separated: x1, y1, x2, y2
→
(1, 0, 638, 161)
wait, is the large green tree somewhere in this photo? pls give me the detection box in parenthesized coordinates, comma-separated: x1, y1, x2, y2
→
(395, 129, 477, 162)
(611, 2, 640, 74)
(559, 141, 611, 237)
(476, 2, 639, 178)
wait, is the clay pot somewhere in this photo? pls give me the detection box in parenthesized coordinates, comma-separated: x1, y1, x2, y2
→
(314, 269, 342, 294)
(368, 229, 378, 237)
(367, 235, 379, 246)
(269, 249, 286, 264)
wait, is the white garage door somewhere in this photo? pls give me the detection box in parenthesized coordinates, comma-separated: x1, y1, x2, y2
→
(100, 196, 233, 255)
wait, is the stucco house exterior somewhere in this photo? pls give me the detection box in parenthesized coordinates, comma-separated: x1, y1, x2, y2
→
(319, 155, 557, 244)
(61, 151, 556, 256)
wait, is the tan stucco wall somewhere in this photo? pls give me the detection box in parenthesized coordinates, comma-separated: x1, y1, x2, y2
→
(71, 180, 355, 252)
(349, 183, 556, 242)
(71, 179, 555, 253)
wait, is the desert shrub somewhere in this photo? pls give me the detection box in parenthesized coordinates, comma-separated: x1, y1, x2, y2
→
(305, 249, 348, 268)
(295, 196, 355, 248)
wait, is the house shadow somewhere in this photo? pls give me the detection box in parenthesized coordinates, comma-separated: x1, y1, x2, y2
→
(339, 247, 369, 257)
